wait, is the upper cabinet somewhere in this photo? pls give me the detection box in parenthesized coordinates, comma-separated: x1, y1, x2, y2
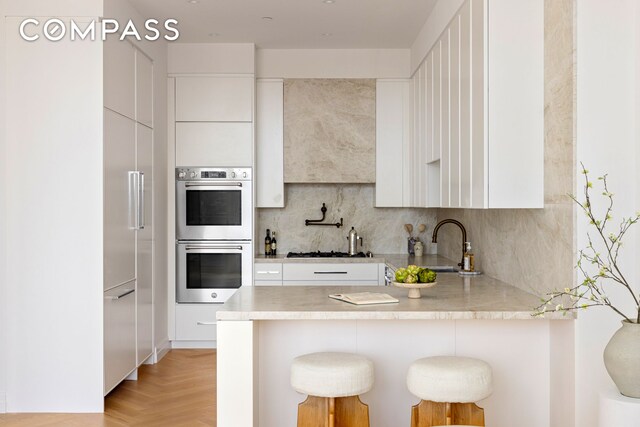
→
(136, 52, 153, 128)
(378, 0, 543, 209)
(175, 76, 253, 122)
(432, 0, 543, 209)
(256, 79, 285, 208)
(104, 37, 135, 120)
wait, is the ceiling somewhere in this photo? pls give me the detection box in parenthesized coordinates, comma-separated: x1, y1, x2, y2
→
(128, 0, 437, 49)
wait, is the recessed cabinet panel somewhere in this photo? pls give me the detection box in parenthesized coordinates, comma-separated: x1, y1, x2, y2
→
(104, 283, 136, 395)
(175, 122, 252, 167)
(136, 52, 153, 128)
(460, 1, 473, 208)
(441, 29, 450, 208)
(175, 304, 219, 341)
(256, 79, 285, 208)
(104, 38, 135, 120)
(175, 76, 253, 122)
(375, 80, 411, 207)
(449, 16, 461, 208)
(471, 0, 487, 208)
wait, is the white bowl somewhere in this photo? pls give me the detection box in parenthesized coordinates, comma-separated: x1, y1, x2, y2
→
(392, 281, 437, 299)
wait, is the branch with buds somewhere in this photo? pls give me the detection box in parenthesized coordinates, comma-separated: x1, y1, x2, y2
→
(534, 164, 640, 323)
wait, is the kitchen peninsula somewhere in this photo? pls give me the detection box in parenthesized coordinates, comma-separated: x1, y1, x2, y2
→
(217, 274, 574, 427)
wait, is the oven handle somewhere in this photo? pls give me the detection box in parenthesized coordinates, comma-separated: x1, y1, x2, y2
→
(185, 245, 244, 251)
(185, 182, 243, 188)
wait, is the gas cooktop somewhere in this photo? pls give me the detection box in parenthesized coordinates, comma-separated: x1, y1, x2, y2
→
(286, 251, 367, 258)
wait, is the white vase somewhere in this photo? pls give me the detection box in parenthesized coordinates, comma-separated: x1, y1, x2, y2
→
(603, 320, 640, 398)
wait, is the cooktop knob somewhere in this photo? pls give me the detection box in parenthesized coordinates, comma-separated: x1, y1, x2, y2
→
(178, 171, 186, 178)
(242, 172, 248, 178)
(190, 171, 197, 178)
(231, 172, 237, 178)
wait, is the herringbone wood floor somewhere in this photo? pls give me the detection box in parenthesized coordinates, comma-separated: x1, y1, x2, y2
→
(0, 349, 217, 426)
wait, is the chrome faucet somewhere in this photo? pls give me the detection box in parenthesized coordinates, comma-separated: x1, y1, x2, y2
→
(431, 219, 467, 268)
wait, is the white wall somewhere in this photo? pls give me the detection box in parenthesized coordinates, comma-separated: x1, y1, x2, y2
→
(576, 0, 639, 425)
(168, 43, 255, 74)
(409, 0, 464, 74)
(2, 0, 105, 412)
(0, 0, 7, 414)
(256, 49, 410, 78)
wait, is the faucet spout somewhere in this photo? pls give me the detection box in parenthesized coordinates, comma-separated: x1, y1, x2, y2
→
(431, 219, 468, 268)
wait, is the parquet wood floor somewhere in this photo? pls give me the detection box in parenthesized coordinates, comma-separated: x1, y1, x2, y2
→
(0, 349, 216, 427)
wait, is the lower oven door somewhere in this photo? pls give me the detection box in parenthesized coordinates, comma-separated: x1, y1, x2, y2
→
(176, 241, 252, 303)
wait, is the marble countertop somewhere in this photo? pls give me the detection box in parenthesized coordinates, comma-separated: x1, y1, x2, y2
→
(217, 274, 572, 321)
(254, 253, 457, 269)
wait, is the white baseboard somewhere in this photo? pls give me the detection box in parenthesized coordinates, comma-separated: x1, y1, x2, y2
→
(0, 392, 6, 413)
(171, 340, 217, 349)
(154, 338, 171, 363)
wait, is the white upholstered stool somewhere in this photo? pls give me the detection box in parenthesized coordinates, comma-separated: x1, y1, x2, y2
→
(406, 356, 493, 427)
(291, 352, 374, 427)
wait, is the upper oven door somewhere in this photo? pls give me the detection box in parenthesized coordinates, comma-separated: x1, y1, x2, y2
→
(176, 179, 252, 240)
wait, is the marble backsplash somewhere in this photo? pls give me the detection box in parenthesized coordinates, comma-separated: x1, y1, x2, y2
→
(257, 184, 437, 255)
(436, 0, 575, 296)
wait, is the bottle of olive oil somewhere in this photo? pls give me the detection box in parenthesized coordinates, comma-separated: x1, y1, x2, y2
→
(265, 229, 272, 256)
(463, 242, 475, 272)
(271, 231, 277, 256)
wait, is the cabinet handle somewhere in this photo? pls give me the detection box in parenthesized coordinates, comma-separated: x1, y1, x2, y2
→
(105, 289, 135, 300)
(257, 271, 280, 274)
(138, 172, 145, 230)
(185, 245, 243, 251)
(314, 271, 348, 275)
(196, 321, 216, 326)
(185, 182, 242, 188)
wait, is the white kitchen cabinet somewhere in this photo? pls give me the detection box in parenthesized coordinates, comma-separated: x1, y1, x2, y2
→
(175, 304, 220, 341)
(419, 0, 543, 209)
(104, 282, 137, 395)
(104, 109, 136, 291)
(175, 76, 253, 122)
(136, 51, 153, 128)
(283, 263, 379, 285)
(136, 124, 153, 365)
(256, 79, 285, 208)
(375, 79, 412, 207)
(175, 122, 252, 167)
(104, 37, 135, 120)
(254, 262, 283, 285)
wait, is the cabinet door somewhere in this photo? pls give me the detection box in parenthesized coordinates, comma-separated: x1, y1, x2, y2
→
(282, 263, 379, 282)
(104, 109, 136, 290)
(175, 304, 219, 341)
(136, 51, 153, 128)
(449, 15, 461, 208)
(471, 0, 487, 208)
(175, 76, 253, 122)
(440, 29, 451, 208)
(375, 80, 411, 207)
(256, 79, 284, 208)
(136, 125, 153, 364)
(175, 122, 252, 167)
(459, 1, 473, 208)
(104, 37, 135, 119)
(104, 282, 136, 395)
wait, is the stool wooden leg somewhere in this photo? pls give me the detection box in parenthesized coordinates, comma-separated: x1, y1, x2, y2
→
(410, 400, 485, 427)
(298, 395, 370, 427)
(298, 396, 329, 427)
(335, 396, 370, 427)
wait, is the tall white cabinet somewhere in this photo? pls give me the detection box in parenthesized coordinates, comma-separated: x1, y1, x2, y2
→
(103, 38, 155, 395)
(376, 0, 543, 209)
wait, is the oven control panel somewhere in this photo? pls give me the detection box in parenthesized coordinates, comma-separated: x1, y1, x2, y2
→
(176, 167, 252, 181)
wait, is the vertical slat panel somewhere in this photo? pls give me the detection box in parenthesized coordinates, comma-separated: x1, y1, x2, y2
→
(417, 62, 426, 207)
(425, 53, 433, 164)
(441, 29, 450, 208)
(460, 0, 472, 208)
(471, 0, 487, 208)
(402, 79, 413, 207)
(449, 15, 461, 208)
(433, 41, 441, 163)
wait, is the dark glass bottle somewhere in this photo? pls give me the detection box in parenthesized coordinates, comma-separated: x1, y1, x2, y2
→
(265, 229, 272, 256)
(270, 231, 277, 256)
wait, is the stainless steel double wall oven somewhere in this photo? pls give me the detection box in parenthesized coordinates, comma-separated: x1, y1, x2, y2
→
(175, 167, 252, 303)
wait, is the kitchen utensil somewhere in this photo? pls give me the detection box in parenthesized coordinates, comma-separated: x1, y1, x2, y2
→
(418, 224, 426, 233)
(404, 224, 413, 236)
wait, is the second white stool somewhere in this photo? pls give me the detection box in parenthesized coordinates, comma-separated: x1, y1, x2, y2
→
(291, 352, 374, 427)
(407, 356, 493, 427)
